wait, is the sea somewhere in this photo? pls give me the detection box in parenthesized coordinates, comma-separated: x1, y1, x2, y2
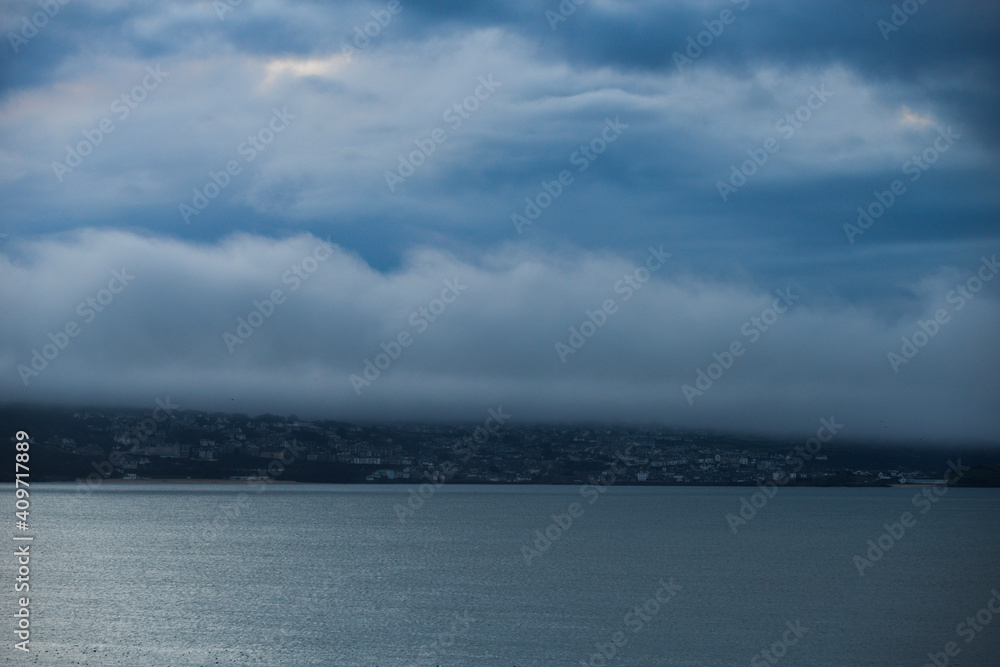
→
(3, 483, 999, 666)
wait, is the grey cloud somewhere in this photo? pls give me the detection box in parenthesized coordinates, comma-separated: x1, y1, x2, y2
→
(0, 230, 996, 442)
(1, 1, 997, 444)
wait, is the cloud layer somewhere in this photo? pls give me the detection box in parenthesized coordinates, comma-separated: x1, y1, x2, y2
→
(1, 2, 997, 269)
(1, 230, 996, 441)
(0, 1, 997, 442)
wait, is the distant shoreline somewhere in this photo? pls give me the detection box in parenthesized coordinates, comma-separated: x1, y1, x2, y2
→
(8, 479, 997, 488)
(102, 478, 300, 484)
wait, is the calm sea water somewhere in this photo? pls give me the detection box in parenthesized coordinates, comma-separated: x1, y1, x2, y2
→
(2, 484, 999, 666)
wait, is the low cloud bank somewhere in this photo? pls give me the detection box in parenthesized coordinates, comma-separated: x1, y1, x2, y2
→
(0, 230, 996, 442)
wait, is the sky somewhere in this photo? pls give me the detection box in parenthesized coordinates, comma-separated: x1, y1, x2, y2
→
(0, 0, 997, 442)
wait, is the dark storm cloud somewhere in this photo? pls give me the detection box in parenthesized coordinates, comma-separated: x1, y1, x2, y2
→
(0, 0, 996, 439)
(0, 231, 997, 441)
(6, 0, 999, 138)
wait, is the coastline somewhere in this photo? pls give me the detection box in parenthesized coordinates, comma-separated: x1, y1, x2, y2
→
(9, 479, 992, 488)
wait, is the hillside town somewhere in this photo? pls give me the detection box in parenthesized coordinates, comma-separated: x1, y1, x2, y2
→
(10, 406, 991, 486)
